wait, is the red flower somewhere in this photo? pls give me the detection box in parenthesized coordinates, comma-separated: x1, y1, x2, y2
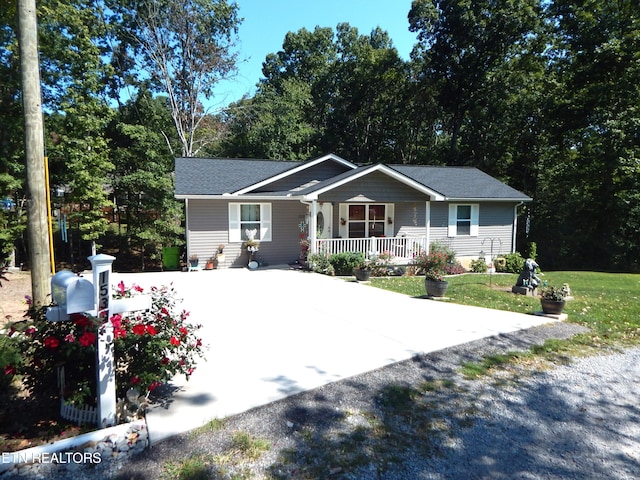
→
(133, 285, 144, 293)
(146, 325, 158, 336)
(179, 327, 188, 337)
(132, 324, 146, 335)
(112, 315, 127, 339)
(131, 376, 141, 385)
(187, 367, 195, 376)
(78, 331, 96, 347)
(64, 333, 76, 343)
(170, 336, 180, 346)
(71, 313, 90, 328)
(25, 327, 36, 337)
(161, 357, 170, 365)
(110, 314, 122, 329)
(148, 381, 162, 392)
(118, 280, 126, 296)
(161, 306, 169, 316)
(4, 365, 16, 376)
(44, 336, 60, 349)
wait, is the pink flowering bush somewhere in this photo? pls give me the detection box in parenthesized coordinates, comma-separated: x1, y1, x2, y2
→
(5, 282, 205, 409)
(413, 241, 464, 281)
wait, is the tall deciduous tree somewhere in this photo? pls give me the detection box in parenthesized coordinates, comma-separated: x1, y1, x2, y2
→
(108, 89, 184, 269)
(408, 0, 547, 174)
(534, 0, 640, 270)
(224, 24, 415, 164)
(107, 0, 241, 157)
(0, 3, 27, 264)
(41, 0, 115, 260)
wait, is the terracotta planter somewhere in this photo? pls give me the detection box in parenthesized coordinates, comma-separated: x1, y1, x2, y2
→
(425, 279, 449, 297)
(541, 299, 566, 315)
(353, 268, 371, 282)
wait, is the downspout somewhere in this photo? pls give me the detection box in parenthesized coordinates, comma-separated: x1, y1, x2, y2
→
(512, 201, 523, 254)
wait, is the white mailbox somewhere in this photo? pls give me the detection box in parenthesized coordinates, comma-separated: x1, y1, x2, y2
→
(47, 270, 95, 321)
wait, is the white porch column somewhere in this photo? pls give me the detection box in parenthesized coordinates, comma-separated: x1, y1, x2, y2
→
(425, 201, 431, 252)
(308, 200, 318, 254)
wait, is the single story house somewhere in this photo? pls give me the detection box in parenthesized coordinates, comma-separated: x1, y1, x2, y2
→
(175, 153, 532, 268)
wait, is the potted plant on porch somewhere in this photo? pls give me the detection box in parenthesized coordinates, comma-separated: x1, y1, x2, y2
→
(539, 285, 566, 314)
(216, 244, 226, 265)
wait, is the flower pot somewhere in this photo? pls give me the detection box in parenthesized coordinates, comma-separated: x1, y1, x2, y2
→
(541, 298, 566, 315)
(204, 261, 214, 270)
(425, 279, 449, 297)
(353, 268, 371, 282)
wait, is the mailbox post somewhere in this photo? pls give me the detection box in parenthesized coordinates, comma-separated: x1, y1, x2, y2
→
(45, 254, 150, 428)
(89, 254, 117, 427)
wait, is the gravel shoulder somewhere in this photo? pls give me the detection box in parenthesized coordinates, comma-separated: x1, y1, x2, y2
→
(6, 321, 640, 479)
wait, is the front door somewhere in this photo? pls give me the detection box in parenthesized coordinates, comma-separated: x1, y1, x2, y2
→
(316, 203, 333, 239)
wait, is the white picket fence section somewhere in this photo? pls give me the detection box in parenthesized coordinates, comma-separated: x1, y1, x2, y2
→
(60, 399, 98, 425)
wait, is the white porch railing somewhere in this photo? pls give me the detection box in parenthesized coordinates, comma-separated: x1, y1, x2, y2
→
(314, 236, 428, 261)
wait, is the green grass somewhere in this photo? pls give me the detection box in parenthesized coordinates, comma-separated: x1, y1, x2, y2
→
(229, 431, 271, 460)
(163, 453, 214, 480)
(371, 271, 640, 372)
(162, 429, 270, 480)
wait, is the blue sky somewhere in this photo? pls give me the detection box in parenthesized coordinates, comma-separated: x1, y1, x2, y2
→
(212, 0, 417, 107)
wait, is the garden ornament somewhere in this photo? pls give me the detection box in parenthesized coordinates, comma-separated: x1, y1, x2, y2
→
(516, 258, 541, 290)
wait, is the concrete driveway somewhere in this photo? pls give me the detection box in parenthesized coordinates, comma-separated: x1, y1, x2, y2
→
(112, 267, 557, 444)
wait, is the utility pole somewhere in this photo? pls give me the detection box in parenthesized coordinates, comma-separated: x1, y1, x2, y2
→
(18, 0, 52, 305)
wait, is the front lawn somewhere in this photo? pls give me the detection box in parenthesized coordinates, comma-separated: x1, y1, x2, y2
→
(371, 271, 640, 348)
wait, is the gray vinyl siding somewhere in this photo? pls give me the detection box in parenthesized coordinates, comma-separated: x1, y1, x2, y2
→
(255, 200, 308, 266)
(429, 202, 516, 258)
(394, 202, 428, 237)
(319, 171, 431, 203)
(187, 198, 306, 267)
(186, 198, 519, 267)
(186, 199, 231, 266)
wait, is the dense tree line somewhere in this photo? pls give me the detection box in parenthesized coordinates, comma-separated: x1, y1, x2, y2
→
(1, 0, 638, 271)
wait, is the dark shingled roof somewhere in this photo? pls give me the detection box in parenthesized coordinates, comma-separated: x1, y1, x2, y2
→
(390, 165, 531, 200)
(175, 157, 301, 195)
(175, 156, 531, 201)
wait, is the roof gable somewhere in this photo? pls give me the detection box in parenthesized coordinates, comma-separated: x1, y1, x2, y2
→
(300, 164, 445, 200)
(238, 154, 356, 194)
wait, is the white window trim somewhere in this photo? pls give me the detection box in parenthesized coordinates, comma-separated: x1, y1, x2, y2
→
(229, 203, 272, 242)
(448, 204, 479, 237)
